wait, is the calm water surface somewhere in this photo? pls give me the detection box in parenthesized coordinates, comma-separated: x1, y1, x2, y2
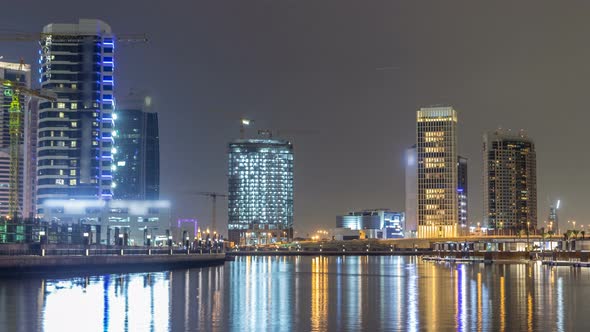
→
(1, 256, 589, 331)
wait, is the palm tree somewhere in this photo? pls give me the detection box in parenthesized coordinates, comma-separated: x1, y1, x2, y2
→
(581, 230, 586, 239)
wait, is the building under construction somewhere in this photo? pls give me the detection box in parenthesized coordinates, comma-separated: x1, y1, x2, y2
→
(227, 138, 294, 245)
(0, 61, 37, 218)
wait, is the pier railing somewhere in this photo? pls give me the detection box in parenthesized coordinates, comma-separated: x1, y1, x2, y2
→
(0, 244, 223, 257)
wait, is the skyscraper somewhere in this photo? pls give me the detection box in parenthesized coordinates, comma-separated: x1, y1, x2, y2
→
(548, 200, 559, 234)
(416, 106, 458, 238)
(404, 145, 417, 237)
(0, 61, 31, 217)
(483, 130, 537, 233)
(113, 93, 159, 200)
(37, 19, 115, 214)
(227, 138, 294, 244)
(457, 156, 468, 233)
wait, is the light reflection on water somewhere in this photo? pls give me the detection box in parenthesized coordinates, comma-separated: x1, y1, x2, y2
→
(1, 256, 590, 331)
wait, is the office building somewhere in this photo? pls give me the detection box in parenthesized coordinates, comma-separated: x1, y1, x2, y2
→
(0, 61, 32, 217)
(416, 106, 458, 238)
(37, 19, 115, 214)
(227, 138, 294, 245)
(404, 145, 417, 237)
(457, 156, 468, 233)
(483, 130, 537, 232)
(113, 93, 159, 200)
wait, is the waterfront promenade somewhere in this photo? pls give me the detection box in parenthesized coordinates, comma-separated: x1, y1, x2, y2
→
(0, 244, 226, 276)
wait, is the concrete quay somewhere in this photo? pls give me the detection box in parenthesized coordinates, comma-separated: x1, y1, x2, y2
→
(0, 251, 226, 276)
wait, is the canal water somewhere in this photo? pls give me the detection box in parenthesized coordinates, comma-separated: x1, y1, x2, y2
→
(0, 256, 589, 331)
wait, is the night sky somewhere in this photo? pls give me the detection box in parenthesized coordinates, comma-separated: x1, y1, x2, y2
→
(3, 1, 590, 235)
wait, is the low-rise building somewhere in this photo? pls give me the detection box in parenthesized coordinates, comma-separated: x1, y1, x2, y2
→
(41, 199, 171, 245)
(335, 209, 405, 239)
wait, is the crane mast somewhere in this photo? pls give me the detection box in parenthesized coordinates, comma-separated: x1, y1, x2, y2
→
(5, 84, 20, 218)
(2, 78, 56, 219)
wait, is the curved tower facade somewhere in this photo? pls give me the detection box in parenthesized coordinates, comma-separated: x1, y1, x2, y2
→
(37, 19, 115, 214)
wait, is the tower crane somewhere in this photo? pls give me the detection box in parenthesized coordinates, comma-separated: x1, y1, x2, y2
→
(1, 64, 56, 218)
(0, 31, 147, 43)
(193, 192, 228, 233)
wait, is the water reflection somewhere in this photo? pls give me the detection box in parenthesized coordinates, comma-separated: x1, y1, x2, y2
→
(1, 257, 590, 331)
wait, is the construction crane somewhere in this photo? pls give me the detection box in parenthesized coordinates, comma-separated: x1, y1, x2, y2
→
(194, 192, 228, 233)
(1, 68, 56, 218)
(0, 31, 147, 43)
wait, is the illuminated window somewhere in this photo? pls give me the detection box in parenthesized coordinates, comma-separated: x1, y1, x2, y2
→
(57, 102, 66, 109)
(424, 157, 445, 168)
(58, 112, 64, 118)
(71, 122, 77, 128)
(71, 103, 77, 110)
(70, 141, 77, 148)
(425, 147, 444, 153)
(69, 179, 77, 186)
(70, 170, 76, 176)
(55, 179, 64, 185)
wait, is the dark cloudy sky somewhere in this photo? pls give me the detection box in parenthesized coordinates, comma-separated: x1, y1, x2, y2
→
(3, 1, 590, 235)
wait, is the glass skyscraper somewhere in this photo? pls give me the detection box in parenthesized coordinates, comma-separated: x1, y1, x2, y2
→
(416, 106, 458, 238)
(37, 19, 115, 214)
(227, 138, 294, 245)
(113, 94, 160, 200)
(483, 130, 537, 233)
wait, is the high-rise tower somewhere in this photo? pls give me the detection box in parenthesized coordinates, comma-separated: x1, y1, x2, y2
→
(483, 130, 537, 233)
(227, 138, 294, 244)
(113, 93, 159, 200)
(457, 156, 468, 233)
(37, 19, 115, 214)
(416, 106, 458, 238)
(404, 145, 417, 237)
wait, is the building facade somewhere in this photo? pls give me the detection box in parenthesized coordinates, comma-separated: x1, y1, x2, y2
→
(42, 199, 171, 245)
(416, 106, 458, 238)
(0, 61, 32, 217)
(457, 156, 468, 233)
(227, 138, 294, 245)
(335, 209, 405, 239)
(37, 19, 116, 214)
(483, 130, 537, 232)
(113, 94, 159, 200)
